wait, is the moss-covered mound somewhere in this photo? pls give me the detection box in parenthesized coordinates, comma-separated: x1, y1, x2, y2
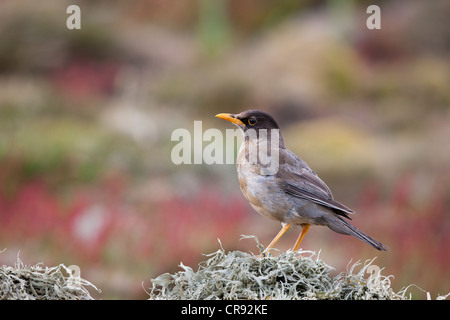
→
(149, 237, 447, 300)
(0, 255, 100, 300)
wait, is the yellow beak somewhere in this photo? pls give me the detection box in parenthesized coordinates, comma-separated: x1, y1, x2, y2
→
(215, 113, 245, 126)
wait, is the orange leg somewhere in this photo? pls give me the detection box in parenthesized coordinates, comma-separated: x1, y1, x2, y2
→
(263, 223, 290, 255)
(292, 224, 310, 251)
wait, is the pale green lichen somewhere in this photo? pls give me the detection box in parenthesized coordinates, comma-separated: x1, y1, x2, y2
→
(0, 253, 100, 300)
(149, 236, 448, 300)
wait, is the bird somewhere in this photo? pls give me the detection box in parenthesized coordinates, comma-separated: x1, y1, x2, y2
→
(215, 110, 387, 254)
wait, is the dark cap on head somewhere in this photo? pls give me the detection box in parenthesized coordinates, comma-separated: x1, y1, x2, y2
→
(216, 110, 285, 148)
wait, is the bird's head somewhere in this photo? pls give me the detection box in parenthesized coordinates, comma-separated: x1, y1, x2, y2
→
(215, 110, 278, 131)
(215, 110, 285, 148)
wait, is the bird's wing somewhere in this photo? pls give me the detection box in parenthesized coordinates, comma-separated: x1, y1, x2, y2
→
(276, 149, 354, 219)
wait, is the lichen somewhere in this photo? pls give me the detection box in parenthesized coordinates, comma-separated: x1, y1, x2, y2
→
(0, 253, 100, 300)
(149, 236, 447, 300)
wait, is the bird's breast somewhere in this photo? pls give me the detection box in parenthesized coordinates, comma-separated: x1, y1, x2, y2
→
(237, 162, 291, 222)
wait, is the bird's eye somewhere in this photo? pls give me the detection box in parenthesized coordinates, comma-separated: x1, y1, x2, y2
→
(248, 117, 257, 126)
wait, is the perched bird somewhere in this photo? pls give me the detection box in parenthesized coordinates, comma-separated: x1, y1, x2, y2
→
(216, 110, 387, 253)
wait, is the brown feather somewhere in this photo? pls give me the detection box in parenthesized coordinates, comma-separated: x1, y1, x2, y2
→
(276, 148, 354, 219)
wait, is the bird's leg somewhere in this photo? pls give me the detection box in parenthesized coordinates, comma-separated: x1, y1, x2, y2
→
(291, 224, 310, 251)
(262, 223, 290, 255)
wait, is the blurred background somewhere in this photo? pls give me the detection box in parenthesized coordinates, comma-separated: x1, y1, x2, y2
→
(0, 0, 449, 299)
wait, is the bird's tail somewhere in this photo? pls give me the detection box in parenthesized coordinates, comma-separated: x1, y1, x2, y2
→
(327, 217, 388, 251)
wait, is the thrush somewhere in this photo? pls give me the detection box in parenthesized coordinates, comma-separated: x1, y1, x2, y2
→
(216, 110, 387, 253)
